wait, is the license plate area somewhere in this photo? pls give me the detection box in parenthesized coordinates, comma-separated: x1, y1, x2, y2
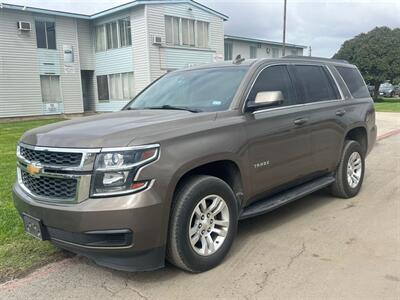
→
(23, 214, 45, 240)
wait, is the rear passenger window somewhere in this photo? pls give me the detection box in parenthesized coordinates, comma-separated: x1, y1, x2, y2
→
(336, 66, 370, 98)
(294, 65, 340, 103)
(248, 65, 295, 106)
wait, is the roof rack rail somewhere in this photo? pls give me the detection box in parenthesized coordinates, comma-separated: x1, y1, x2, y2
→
(283, 55, 349, 64)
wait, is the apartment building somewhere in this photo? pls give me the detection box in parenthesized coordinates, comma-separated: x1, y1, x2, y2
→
(224, 35, 307, 61)
(0, 0, 226, 117)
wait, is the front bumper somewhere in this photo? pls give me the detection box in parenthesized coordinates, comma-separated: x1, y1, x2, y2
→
(13, 182, 167, 271)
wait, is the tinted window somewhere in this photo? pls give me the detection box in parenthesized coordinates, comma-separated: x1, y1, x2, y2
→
(294, 65, 340, 103)
(336, 66, 370, 98)
(248, 65, 295, 106)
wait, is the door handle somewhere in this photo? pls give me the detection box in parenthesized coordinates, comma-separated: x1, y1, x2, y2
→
(336, 109, 346, 117)
(294, 118, 308, 126)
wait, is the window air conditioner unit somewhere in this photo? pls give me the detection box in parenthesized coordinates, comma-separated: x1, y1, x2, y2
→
(17, 21, 32, 31)
(153, 36, 162, 45)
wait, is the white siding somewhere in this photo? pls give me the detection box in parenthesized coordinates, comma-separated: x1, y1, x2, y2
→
(95, 47, 133, 75)
(164, 48, 213, 69)
(0, 9, 43, 117)
(77, 19, 94, 70)
(131, 6, 151, 92)
(55, 16, 84, 114)
(227, 39, 304, 60)
(96, 100, 129, 112)
(37, 49, 60, 74)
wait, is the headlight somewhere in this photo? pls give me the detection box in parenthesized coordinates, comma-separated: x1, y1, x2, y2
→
(91, 145, 159, 197)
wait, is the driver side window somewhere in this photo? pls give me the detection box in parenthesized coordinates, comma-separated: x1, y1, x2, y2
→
(248, 65, 295, 107)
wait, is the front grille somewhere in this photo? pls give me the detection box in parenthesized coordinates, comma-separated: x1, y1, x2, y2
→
(21, 170, 77, 200)
(19, 146, 82, 167)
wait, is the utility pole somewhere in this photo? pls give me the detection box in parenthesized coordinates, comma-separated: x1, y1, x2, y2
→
(282, 0, 287, 56)
(308, 46, 312, 56)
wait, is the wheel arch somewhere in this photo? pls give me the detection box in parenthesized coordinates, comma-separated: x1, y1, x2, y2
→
(344, 125, 368, 155)
(170, 158, 246, 209)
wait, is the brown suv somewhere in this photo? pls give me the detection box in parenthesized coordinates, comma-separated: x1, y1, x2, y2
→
(14, 57, 376, 273)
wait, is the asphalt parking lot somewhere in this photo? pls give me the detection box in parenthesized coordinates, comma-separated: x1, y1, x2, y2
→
(1, 112, 399, 300)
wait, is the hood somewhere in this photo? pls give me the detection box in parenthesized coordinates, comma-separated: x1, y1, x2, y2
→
(21, 110, 217, 148)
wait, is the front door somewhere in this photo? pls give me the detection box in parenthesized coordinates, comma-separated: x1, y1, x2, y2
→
(244, 65, 314, 203)
(81, 70, 94, 112)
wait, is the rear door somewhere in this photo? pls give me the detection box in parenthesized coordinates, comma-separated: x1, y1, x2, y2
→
(244, 64, 314, 202)
(290, 64, 345, 174)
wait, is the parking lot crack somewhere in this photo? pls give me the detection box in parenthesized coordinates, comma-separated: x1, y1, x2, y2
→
(254, 268, 276, 294)
(287, 241, 306, 269)
(126, 287, 149, 300)
(101, 281, 117, 297)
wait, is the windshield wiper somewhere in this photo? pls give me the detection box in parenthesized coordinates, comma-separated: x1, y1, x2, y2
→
(145, 105, 202, 113)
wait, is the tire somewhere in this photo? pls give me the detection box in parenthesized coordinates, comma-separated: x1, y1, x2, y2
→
(167, 175, 238, 272)
(330, 140, 365, 198)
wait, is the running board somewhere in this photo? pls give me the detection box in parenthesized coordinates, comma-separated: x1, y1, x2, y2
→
(239, 175, 335, 220)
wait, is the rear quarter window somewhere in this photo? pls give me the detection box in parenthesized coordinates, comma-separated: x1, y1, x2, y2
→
(335, 66, 370, 98)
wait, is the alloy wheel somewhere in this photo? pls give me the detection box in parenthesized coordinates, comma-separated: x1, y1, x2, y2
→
(347, 151, 362, 188)
(188, 195, 230, 256)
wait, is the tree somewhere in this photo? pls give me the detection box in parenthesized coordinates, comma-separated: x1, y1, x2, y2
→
(333, 27, 400, 100)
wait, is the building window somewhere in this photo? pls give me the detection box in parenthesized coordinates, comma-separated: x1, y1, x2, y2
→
(95, 18, 132, 52)
(97, 72, 135, 101)
(165, 16, 180, 45)
(197, 21, 209, 48)
(119, 18, 132, 47)
(106, 22, 118, 50)
(122, 72, 135, 99)
(97, 75, 109, 101)
(250, 45, 257, 59)
(35, 21, 56, 49)
(182, 18, 195, 46)
(40, 75, 61, 102)
(95, 25, 106, 52)
(165, 16, 209, 48)
(224, 43, 232, 60)
(290, 49, 298, 56)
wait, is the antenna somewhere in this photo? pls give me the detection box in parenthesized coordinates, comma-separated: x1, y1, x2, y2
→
(233, 54, 245, 65)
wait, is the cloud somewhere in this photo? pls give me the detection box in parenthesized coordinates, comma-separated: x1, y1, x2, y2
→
(5, 0, 400, 57)
(202, 0, 400, 57)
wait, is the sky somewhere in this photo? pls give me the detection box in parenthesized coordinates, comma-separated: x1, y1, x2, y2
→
(4, 0, 400, 57)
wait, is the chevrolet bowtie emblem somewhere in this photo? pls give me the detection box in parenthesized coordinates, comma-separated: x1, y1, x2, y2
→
(27, 162, 43, 175)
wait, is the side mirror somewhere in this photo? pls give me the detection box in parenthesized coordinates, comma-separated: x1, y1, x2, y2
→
(246, 91, 284, 112)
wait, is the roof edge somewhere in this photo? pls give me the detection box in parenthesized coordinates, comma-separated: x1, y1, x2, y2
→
(225, 34, 308, 49)
(0, 3, 91, 19)
(90, 0, 229, 20)
(0, 1, 229, 21)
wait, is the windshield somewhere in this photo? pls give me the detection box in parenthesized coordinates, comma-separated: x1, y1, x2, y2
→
(125, 66, 248, 112)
